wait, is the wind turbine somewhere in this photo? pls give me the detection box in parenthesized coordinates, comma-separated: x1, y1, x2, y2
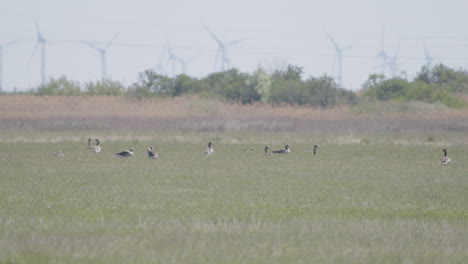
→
(30, 19, 48, 86)
(81, 33, 119, 80)
(0, 38, 22, 92)
(164, 42, 183, 76)
(152, 45, 168, 75)
(164, 41, 203, 76)
(325, 31, 353, 88)
(423, 43, 433, 66)
(202, 23, 247, 72)
(376, 26, 389, 76)
(386, 41, 403, 77)
(178, 52, 203, 74)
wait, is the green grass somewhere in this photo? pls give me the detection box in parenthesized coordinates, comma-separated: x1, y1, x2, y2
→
(0, 140, 467, 263)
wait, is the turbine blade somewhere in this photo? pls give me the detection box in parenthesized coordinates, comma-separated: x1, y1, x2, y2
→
(325, 31, 341, 52)
(34, 18, 45, 42)
(201, 22, 224, 47)
(81, 41, 100, 51)
(4, 38, 22, 48)
(105, 33, 119, 50)
(186, 51, 203, 63)
(226, 37, 248, 47)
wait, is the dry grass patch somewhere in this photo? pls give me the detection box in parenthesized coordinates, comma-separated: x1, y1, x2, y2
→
(1, 95, 468, 145)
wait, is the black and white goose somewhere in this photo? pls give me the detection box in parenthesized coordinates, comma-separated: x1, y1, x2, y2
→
(92, 139, 101, 153)
(205, 142, 214, 155)
(313, 144, 319, 155)
(272, 144, 291, 154)
(116, 148, 134, 157)
(264, 145, 270, 155)
(441, 149, 451, 165)
(147, 146, 158, 159)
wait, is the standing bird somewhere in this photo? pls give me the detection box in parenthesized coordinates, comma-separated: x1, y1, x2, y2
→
(441, 149, 451, 165)
(205, 142, 214, 155)
(116, 148, 134, 157)
(92, 139, 101, 153)
(264, 145, 270, 155)
(147, 146, 158, 159)
(313, 144, 319, 155)
(88, 138, 94, 148)
(272, 144, 291, 154)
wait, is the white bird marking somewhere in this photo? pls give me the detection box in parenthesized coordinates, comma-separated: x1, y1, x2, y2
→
(272, 144, 291, 154)
(205, 142, 214, 155)
(147, 146, 158, 159)
(441, 148, 451, 165)
(116, 148, 134, 157)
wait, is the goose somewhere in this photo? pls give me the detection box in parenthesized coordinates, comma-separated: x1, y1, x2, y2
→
(205, 142, 214, 155)
(264, 145, 270, 155)
(313, 144, 319, 155)
(441, 149, 451, 165)
(147, 146, 158, 159)
(88, 138, 94, 148)
(53, 150, 64, 157)
(92, 139, 101, 153)
(116, 148, 134, 157)
(272, 144, 291, 154)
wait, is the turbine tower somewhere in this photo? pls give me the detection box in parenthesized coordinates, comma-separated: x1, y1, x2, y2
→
(325, 32, 353, 88)
(81, 33, 119, 80)
(423, 44, 433, 66)
(202, 23, 247, 72)
(30, 19, 48, 86)
(0, 38, 21, 92)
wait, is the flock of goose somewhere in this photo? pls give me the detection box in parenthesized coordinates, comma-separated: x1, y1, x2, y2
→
(53, 138, 452, 165)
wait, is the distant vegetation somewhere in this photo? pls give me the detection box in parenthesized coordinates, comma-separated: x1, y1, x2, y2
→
(10, 63, 468, 108)
(362, 64, 468, 108)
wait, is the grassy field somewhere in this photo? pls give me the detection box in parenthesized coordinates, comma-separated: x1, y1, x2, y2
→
(0, 96, 467, 263)
(0, 139, 467, 263)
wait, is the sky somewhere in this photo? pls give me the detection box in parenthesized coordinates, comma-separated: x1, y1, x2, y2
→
(1, 0, 467, 92)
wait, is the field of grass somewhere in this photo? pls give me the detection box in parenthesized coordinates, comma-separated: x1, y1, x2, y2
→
(0, 139, 467, 263)
(1, 96, 467, 263)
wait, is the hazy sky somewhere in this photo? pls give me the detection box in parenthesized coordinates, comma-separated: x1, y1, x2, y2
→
(1, 0, 467, 91)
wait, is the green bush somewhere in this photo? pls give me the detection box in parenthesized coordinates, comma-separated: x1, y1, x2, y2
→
(416, 64, 468, 93)
(364, 78, 410, 101)
(362, 64, 467, 108)
(269, 79, 305, 105)
(203, 69, 259, 104)
(132, 70, 174, 96)
(36, 76, 81, 96)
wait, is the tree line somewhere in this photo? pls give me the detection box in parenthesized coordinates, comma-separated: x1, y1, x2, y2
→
(13, 63, 468, 108)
